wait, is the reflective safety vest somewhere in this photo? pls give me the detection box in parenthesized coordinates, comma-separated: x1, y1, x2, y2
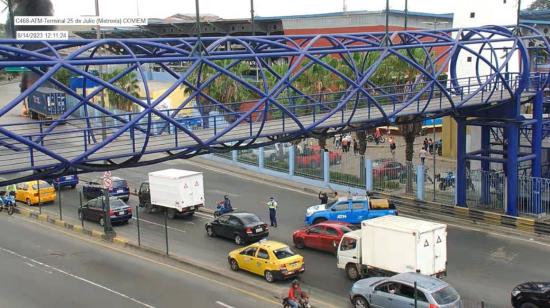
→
(267, 200, 278, 210)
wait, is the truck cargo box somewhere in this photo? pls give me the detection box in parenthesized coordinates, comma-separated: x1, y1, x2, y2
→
(361, 215, 447, 276)
(148, 169, 204, 212)
(28, 87, 67, 119)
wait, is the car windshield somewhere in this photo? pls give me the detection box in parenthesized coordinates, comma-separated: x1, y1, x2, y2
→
(431, 286, 460, 305)
(273, 247, 296, 259)
(325, 200, 337, 207)
(240, 215, 261, 225)
(32, 181, 52, 189)
(109, 199, 127, 209)
(112, 180, 128, 189)
(341, 225, 360, 233)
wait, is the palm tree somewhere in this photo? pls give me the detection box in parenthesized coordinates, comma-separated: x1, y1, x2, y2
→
(102, 68, 141, 112)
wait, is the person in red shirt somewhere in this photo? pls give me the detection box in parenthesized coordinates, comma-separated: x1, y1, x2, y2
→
(287, 280, 309, 308)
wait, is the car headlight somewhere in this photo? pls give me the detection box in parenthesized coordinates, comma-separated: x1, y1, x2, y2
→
(511, 289, 521, 297)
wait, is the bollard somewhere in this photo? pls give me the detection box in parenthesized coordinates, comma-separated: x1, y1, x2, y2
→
(164, 208, 169, 256)
(79, 191, 84, 228)
(58, 187, 62, 221)
(135, 205, 141, 247)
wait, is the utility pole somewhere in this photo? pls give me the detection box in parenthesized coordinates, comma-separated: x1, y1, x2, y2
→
(384, 0, 390, 45)
(195, 0, 202, 54)
(250, 0, 255, 36)
(7, 0, 15, 38)
(404, 0, 408, 30)
(95, 0, 107, 143)
(516, 0, 522, 34)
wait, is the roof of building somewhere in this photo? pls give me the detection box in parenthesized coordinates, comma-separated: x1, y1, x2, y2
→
(256, 9, 453, 21)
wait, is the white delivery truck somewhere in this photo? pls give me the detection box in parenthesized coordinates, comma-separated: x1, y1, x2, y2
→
(138, 169, 204, 219)
(337, 215, 447, 280)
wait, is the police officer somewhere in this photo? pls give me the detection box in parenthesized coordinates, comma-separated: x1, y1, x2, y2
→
(267, 197, 278, 227)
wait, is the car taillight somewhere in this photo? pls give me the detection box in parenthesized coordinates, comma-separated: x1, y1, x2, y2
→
(127, 207, 132, 213)
(246, 228, 253, 234)
(264, 224, 269, 230)
(109, 210, 115, 216)
(429, 304, 439, 308)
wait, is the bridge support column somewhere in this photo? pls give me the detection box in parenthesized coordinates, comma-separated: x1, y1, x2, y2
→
(258, 147, 264, 169)
(289, 145, 295, 176)
(323, 150, 330, 186)
(232, 150, 237, 162)
(480, 126, 491, 205)
(365, 159, 373, 193)
(455, 118, 467, 207)
(505, 124, 519, 216)
(416, 165, 425, 201)
(532, 87, 544, 214)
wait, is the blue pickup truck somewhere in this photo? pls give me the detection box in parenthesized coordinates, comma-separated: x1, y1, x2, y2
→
(304, 196, 397, 225)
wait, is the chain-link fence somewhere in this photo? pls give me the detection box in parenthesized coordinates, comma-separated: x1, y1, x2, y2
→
(329, 151, 364, 188)
(466, 170, 505, 211)
(263, 143, 290, 172)
(294, 143, 324, 180)
(236, 149, 257, 166)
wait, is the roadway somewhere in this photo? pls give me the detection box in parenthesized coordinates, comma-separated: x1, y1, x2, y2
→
(19, 157, 550, 307)
(0, 210, 281, 308)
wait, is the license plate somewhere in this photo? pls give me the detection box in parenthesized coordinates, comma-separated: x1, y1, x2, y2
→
(255, 227, 263, 233)
(118, 211, 124, 215)
(117, 189, 123, 193)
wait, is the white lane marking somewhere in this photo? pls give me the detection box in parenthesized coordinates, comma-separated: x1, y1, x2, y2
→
(131, 217, 186, 233)
(208, 189, 240, 198)
(24, 262, 35, 268)
(195, 212, 213, 220)
(0, 245, 155, 308)
(216, 301, 235, 308)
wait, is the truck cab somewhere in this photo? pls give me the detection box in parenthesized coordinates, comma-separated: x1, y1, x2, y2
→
(304, 196, 397, 225)
(336, 230, 363, 280)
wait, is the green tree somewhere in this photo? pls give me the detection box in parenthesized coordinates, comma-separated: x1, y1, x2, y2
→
(529, 0, 550, 10)
(53, 68, 75, 88)
(102, 68, 141, 112)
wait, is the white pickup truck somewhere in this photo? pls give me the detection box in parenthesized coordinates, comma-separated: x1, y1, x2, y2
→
(337, 215, 447, 280)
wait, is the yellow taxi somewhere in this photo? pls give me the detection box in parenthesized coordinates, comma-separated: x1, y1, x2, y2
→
(15, 180, 57, 206)
(227, 240, 305, 282)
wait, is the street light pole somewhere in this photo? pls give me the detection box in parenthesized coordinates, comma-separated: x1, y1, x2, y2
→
(384, 0, 390, 45)
(6, 0, 15, 38)
(250, 0, 255, 36)
(404, 0, 408, 30)
(195, 0, 202, 54)
(94, 0, 107, 143)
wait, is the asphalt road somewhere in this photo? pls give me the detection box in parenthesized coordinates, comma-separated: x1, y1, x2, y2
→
(0, 212, 281, 308)
(23, 158, 550, 307)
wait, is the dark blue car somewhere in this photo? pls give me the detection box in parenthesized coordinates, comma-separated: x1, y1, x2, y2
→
(49, 175, 79, 189)
(82, 176, 130, 202)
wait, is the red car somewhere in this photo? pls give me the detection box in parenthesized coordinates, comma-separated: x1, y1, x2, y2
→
(372, 159, 403, 179)
(295, 145, 342, 168)
(292, 221, 359, 253)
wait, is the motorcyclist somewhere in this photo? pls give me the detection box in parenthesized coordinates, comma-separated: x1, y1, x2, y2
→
(215, 195, 233, 216)
(287, 280, 309, 308)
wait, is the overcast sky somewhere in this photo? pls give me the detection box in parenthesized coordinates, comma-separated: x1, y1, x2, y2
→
(1, 0, 537, 20)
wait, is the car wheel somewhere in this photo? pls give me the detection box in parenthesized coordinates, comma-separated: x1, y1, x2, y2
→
(352, 296, 370, 308)
(294, 238, 305, 249)
(346, 264, 361, 280)
(206, 226, 215, 237)
(26, 198, 31, 206)
(229, 258, 239, 271)
(78, 210, 84, 220)
(264, 270, 275, 283)
(313, 217, 327, 225)
(71, 184, 76, 189)
(520, 303, 539, 308)
(99, 217, 105, 227)
(167, 208, 177, 219)
(234, 234, 244, 245)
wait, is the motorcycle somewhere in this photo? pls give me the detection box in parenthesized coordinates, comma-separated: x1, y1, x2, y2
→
(282, 297, 311, 308)
(0, 191, 16, 215)
(437, 172, 455, 191)
(214, 200, 234, 218)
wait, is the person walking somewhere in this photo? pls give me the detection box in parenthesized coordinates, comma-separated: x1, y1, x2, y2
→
(374, 127, 381, 145)
(428, 138, 434, 154)
(389, 137, 396, 160)
(419, 147, 428, 165)
(341, 137, 348, 153)
(353, 138, 358, 155)
(267, 197, 278, 227)
(423, 138, 429, 151)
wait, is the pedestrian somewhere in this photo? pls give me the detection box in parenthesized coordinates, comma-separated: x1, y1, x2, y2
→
(389, 137, 396, 160)
(341, 137, 349, 153)
(428, 138, 434, 154)
(335, 135, 341, 149)
(353, 138, 358, 155)
(419, 147, 428, 165)
(374, 127, 381, 145)
(423, 138, 429, 151)
(318, 191, 328, 204)
(267, 197, 278, 227)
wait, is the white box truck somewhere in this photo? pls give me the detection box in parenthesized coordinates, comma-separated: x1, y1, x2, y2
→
(138, 169, 204, 219)
(337, 215, 447, 280)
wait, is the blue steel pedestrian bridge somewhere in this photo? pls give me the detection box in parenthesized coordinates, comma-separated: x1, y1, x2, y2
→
(0, 25, 547, 185)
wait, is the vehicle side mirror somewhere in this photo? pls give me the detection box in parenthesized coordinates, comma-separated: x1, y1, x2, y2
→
(331, 207, 337, 211)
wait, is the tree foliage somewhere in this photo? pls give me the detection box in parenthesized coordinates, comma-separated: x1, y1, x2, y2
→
(528, 0, 550, 10)
(102, 69, 141, 112)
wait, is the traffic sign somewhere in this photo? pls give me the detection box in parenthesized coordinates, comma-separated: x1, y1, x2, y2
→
(4, 67, 29, 73)
(102, 171, 112, 189)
